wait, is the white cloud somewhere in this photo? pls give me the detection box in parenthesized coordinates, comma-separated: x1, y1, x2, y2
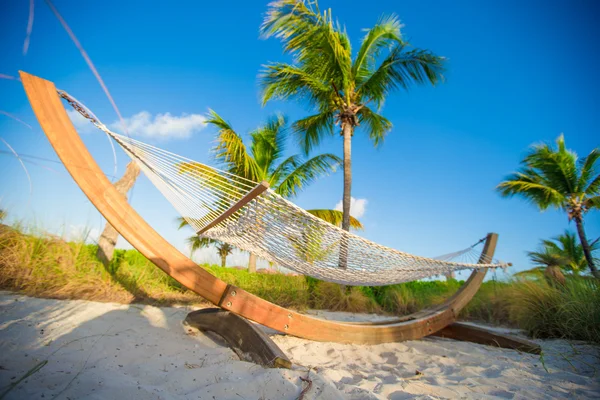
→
(67, 109, 95, 133)
(110, 111, 206, 140)
(335, 197, 368, 218)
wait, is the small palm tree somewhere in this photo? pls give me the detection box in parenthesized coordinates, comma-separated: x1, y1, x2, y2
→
(520, 231, 599, 284)
(180, 228, 233, 268)
(179, 110, 362, 271)
(260, 0, 445, 234)
(541, 231, 599, 274)
(217, 243, 234, 268)
(498, 135, 600, 278)
(0, 208, 6, 222)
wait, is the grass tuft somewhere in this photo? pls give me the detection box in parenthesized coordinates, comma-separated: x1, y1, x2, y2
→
(507, 278, 600, 343)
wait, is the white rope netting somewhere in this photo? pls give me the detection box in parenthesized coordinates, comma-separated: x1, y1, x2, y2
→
(60, 91, 507, 286)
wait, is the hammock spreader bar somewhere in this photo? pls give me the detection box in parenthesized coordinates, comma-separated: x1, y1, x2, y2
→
(197, 181, 270, 235)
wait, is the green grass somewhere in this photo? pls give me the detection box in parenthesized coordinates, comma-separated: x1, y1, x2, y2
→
(1, 223, 598, 343)
(507, 277, 600, 343)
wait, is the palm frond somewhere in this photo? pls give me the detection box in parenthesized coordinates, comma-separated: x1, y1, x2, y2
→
(527, 249, 566, 268)
(358, 46, 445, 109)
(269, 155, 302, 187)
(176, 216, 189, 230)
(260, 63, 333, 107)
(217, 242, 234, 257)
(523, 136, 579, 195)
(357, 106, 392, 147)
(527, 230, 597, 274)
(584, 195, 600, 210)
(585, 175, 600, 198)
(306, 209, 363, 230)
(260, 0, 353, 95)
(206, 109, 261, 181)
(292, 112, 335, 155)
(260, 0, 322, 48)
(514, 266, 546, 279)
(251, 113, 288, 178)
(579, 148, 600, 195)
(353, 14, 403, 83)
(187, 235, 217, 253)
(276, 153, 341, 198)
(496, 170, 565, 210)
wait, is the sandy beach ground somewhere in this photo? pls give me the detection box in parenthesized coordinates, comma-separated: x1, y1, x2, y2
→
(1, 292, 598, 399)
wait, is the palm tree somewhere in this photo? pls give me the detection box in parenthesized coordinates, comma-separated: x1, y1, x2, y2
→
(0, 208, 6, 222)
(179, 110, 363, 272)
(96, 161, 140, 266)
(524, 247, 567, 285)
(539, 231, 599, 275)
(259, 0, 445, 237)
(497, 135, 600, 278)
(179, 227, 233, 268)
(520, 231, 599, 284)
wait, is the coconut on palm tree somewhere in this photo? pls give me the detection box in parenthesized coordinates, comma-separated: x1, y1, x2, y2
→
(259, 0, 445, 240)
(179, 110, 362, 272)
(498, 135, 600, 278)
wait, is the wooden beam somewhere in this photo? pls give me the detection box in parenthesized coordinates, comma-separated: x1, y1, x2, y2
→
(432, 322, 542, 355)
(196, 181, 269, 235)
(185, 308, 292, 369)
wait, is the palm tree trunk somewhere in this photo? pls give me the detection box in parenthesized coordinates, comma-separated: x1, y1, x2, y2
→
(544, 265, 566, 286)
(248, 253, 257, 273)
(97, 161, 141, 266)
(574, 218, 600, 278)
(341, 123, 353, 232)
(221, 253, 227, 268)
(338, 123, 353, 269)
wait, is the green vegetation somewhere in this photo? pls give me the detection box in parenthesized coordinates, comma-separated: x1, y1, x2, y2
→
(508, 278, 600, 343)
(497, 135, 600, 278)
(260, 0, 445, 231)
(520, 230, 599, 279)
(1, 224, 598, 343)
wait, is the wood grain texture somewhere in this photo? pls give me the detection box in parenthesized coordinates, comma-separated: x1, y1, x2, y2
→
(185, 308, 292, 368)
(197, 181, 269, 235)
(432, 322, 542, 354)
(20, 70, 494, 345)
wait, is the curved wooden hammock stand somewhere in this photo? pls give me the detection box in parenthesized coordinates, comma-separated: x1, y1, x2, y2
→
(20, 71, 540, 368)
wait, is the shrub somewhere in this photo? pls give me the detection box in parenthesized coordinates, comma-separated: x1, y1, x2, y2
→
(508, 277, 600, 343)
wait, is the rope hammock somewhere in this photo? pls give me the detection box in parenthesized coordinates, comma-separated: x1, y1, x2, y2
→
(60, 90, 507, 286)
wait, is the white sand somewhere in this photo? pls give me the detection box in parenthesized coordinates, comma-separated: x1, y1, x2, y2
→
(0, 293, 598, 399)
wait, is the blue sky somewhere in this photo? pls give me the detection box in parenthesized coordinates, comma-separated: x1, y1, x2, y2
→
(1, 0, 599, 277)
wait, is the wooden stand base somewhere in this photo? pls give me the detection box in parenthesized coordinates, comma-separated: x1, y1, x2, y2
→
(432, 322, 541, 354)
(185, 308, 292, 369)
(185, 310, 540, 370)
